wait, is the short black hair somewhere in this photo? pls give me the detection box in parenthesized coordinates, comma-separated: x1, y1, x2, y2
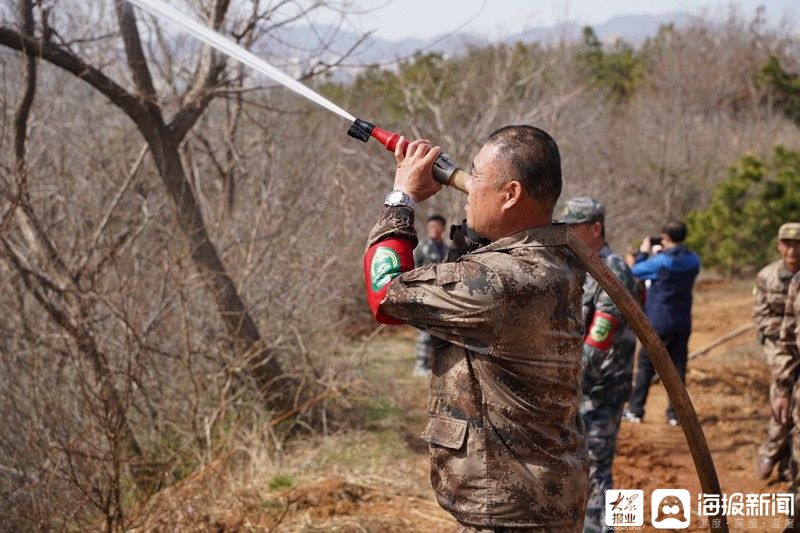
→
(487, 125, 562, 210)
(427, 214, 446, 225)
(662, 220, 688, 243)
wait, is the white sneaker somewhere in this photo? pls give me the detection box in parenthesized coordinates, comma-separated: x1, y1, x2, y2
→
(667, 417, 679, 427)
(623, 410, 642, 424)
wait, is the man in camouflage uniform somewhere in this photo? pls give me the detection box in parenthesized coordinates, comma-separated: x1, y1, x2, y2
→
(755, 223, 800, 481)
(772, 270, 800, 515)
(562, 197, 638, 533)
(363, 126, 589, 530)
(412, 214, 449, 376)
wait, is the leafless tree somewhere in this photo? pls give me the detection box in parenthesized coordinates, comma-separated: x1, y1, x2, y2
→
(0, 0, 364, 528)
(0, 0, 363, 408)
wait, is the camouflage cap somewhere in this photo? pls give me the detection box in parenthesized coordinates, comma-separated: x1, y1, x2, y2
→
(779, 223, 800, 241)
(560, 196, 605, 225)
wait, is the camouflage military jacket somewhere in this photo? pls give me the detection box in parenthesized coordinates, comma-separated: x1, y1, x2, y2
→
(773, 273, 800, 398)
(754, 260, 796, 341)
(414, 237, 449, 267)
(581, 244, 638, 397)
(367, 206, 589, 529)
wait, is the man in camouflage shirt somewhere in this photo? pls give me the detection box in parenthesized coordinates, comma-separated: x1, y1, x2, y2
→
(757, 223, 800, 480)
(412, 214, 449, 376)
(363, 126, 589, 530)
(562, 197, 638, 533)
(772, 269, 800, 512)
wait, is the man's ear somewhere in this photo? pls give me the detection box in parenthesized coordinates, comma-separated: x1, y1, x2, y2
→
(502, 181, 524, 210)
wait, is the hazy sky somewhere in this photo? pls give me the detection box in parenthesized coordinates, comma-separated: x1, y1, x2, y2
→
(317, 0, 798, 40)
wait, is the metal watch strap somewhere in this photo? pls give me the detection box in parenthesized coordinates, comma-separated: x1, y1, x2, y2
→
(384, 190, 416, 208)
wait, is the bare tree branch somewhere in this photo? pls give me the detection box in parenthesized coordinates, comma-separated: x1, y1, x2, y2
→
(167, 59, 227, 141)
(75, 143, 149, 276)
(167, 0, 231, 141)
(13, 0, 35, 178)
(113, 0, 163, 123)
(0, 26, 158, 136)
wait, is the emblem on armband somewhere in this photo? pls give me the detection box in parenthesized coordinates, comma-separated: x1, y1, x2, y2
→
(370, 247, 401, 291)
(585, 311, 620, 351)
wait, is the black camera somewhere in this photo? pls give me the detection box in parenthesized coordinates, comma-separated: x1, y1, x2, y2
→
(649, 235, 663, 247)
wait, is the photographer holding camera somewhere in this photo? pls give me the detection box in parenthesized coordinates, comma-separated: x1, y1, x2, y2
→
(624, 221, 701, 427)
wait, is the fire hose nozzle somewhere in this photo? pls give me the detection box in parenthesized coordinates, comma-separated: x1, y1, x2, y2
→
(347, 117, 467, 193)
(347, 118, 375, 143)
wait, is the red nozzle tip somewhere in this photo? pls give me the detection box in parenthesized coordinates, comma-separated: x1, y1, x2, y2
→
(371, 126, 409, 154)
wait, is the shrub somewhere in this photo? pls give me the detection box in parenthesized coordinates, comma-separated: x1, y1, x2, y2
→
(686, 147, 800, 274)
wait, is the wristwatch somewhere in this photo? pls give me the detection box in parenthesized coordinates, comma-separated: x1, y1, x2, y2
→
(384, 190, 416, 209)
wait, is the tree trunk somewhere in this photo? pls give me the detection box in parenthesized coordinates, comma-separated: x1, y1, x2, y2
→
(150, 133, 293, 407)
(0, 2, 296, 412)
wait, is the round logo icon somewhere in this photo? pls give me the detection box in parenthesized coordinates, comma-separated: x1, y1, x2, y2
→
(651, 489, 691, 529)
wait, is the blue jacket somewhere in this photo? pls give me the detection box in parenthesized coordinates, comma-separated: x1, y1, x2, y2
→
(632, 245, 700, 333)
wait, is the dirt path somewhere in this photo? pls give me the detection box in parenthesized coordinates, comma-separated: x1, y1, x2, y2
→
(143, 280, 784, 532)
(614, 279, 784, 532)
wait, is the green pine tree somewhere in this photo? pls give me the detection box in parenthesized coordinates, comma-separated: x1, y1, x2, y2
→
(686, 147, 800, 274)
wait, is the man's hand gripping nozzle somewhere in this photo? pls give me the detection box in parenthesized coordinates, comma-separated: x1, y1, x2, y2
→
(347, 118, 467, 192)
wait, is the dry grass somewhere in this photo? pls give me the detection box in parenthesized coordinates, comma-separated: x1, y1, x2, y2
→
(125, 327, 453, 532)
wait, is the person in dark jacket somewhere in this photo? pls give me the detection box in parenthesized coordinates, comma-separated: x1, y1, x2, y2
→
(624, 221, 701, 426)
(411, 214, 449, 376)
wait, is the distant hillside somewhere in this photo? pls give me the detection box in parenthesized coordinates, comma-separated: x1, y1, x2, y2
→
(259, 11, 695, 72)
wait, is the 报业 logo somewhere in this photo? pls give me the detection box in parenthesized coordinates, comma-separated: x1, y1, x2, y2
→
(605, 489, 644, 527)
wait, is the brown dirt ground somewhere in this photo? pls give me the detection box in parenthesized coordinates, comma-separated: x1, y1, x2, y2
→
(613, 279, 785, 532)
(137, 279, 787, 532)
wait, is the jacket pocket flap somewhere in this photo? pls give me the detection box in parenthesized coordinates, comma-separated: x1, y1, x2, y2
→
(434, 264, 462, 286)
(420, 415, 468, 449)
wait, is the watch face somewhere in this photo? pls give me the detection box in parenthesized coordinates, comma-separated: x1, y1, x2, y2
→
(386, 191, 404, 204)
